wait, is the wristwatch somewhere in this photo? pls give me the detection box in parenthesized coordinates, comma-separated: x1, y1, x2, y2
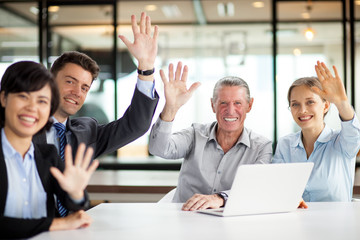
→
(216, 192, 228, 207)
(137, 68, 155, 76)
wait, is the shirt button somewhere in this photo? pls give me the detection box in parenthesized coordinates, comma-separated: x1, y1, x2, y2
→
(214, 189, 217, 192)
(218, 171, 221, 174)
(23, 178, 26, 182)
(24, 201, 29, 206)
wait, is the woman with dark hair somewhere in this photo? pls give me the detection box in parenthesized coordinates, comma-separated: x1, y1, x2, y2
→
(273, 61, 360, 203)
(0, 61, 98, 239)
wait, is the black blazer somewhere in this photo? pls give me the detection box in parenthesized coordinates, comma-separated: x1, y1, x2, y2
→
(33, 87, 159, 159)
(0, 136, 90, 239)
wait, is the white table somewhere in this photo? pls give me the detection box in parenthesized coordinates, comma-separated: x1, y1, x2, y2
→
(31, 202, 360, 240)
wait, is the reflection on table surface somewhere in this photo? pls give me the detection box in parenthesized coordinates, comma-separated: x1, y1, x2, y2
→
(31, 202, 360, 240)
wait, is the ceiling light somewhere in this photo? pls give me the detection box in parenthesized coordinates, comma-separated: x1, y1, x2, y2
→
(48, 6, 60, 13)
(145, 5, 157, 11)
(217, 3, 225, 17)
(304, 27, 315, 41)
(253, 1, 265, 8)
(356, 0, 360, 5)
(161, 5, 181, 18)
(293, 48, 302, 56)
(29, 6, 39, 15)
(227, 2, 235, 16)
(217, 2, 235, 17)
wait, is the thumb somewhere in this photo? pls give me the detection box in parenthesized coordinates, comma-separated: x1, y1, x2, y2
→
(50, 167, 65, 184)
(188, 82, 201, 95)
(118, 35, 132, 47)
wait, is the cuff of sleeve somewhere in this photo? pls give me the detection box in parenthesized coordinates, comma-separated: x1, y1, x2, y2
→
(136, 77, 155, 98)
(340, 112, 360, 131)
(154, 116, 174, 133)
(70, 196, 85, 205)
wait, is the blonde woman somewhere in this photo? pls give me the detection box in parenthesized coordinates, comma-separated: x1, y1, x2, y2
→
(273, 61, 360, 202)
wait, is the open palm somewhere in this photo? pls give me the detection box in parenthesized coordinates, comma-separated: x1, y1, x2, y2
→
(50, 143, 99, 200)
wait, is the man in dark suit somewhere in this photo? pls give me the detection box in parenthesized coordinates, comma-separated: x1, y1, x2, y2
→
(33, 12, 159, 160)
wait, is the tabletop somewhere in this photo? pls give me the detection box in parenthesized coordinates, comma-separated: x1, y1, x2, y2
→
(31, 202, 360, 240)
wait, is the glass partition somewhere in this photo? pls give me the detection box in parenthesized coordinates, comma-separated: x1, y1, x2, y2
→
(48, 4, 115, 123)
(0, 2, 38, 76)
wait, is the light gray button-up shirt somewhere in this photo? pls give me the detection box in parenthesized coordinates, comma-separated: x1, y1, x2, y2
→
(149, 117, 272, 202)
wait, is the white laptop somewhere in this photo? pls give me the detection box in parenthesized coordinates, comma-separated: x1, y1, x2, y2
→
(197, 162, 314, 217)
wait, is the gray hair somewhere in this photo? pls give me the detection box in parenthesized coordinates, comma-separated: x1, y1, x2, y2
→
(212, 76, 251, 103)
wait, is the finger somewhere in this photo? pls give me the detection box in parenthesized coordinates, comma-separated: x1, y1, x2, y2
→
(181, 65, 188, 82)
(314, 65, 323, 80)
(139, 12, 146, 34)
(190, 199, 206, 211)
(131, 15, 139, 35)
(64, 144, 73, 169)
(320, 62, 332, 78)
(50, 167, 65, 183)
(332, 65, 340, 79)
(182, 196, 198, 210)
(168, 63, 174, 82)
(80, 146, 94, 169)
(118, 35, 132, 48)
(87, 159, 99, 175)
(194, 200, 211, 210)
(175, 62, 183, 81)
(160, 69, 168, 86)
(182, 202, 191, 211)
(153, 25, 159, 42)
(145, 15, 151, 35)
(74, 143, 86, 167)
(298, 200, 308, 209)
(315, 65, 326, 82)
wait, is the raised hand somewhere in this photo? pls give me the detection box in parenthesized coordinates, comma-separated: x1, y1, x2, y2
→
(118, 12, 159, 76)
(314, 61, 347, 104)
(50, 143, 99, 200)
(160, 62, 201, 122)
(314, 61, 354, 120)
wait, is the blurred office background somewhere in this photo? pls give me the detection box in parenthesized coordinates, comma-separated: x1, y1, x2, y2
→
(0, 0, 359, 159)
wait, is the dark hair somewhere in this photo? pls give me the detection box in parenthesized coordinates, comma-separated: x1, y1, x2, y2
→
(50, 51, 100, 82)
(287, 76, 328, 117)
(0, 61, 60, 132)
(212, 76, 251, 103)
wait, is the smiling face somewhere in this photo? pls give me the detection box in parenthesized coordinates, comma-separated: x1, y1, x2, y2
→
(289, 85, 329, 131)
(53, 63, 92, 122)
(211, 86, 253, 138)
(1, 84, 51, 141)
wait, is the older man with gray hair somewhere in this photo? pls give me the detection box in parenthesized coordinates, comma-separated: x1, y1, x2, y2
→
(149, 62, 272, 211)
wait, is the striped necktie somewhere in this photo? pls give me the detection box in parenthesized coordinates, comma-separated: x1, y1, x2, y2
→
(53, 122, 68, 217)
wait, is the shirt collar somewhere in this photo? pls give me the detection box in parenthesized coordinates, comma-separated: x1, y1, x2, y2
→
(291, 124, 332, 149)
(315, 124, 332, 143)
(208, 123, 251, 148)
(1, 128, 35, 160)
(51, 116, 67, 126)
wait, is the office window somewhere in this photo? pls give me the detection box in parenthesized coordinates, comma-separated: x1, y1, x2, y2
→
(278, 1, 342, 21)
(0, 2, 39, 75)
(117, 1, 273, 157)
(276, 21, 343, 138)
(355, 2, 360, 116)
(48, 4, 115, 124)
